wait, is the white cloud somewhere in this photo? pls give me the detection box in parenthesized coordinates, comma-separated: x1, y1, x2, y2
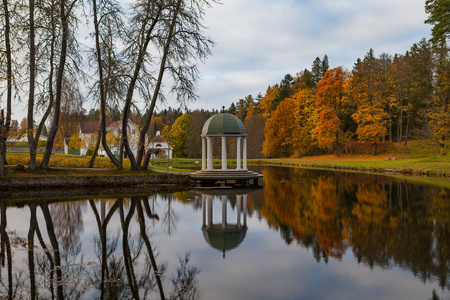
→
(4, 0, 433, 120)
(162, 0, 431, 112)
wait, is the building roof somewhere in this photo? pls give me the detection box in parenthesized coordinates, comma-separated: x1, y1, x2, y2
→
(202, 113, 247, 136)
(150, 134, 167, 143)
(80, 121, 101, 134)
(107, 120, 122, 129)
(80, 120, 127, 134)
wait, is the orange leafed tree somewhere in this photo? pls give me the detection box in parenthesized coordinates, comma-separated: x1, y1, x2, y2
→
(316, 67, 348, 156)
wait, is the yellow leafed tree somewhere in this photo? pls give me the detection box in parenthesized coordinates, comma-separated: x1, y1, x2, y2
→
(259, 84, 280, 118)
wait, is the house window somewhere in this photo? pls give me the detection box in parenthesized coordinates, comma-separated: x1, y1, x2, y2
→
(155, 144, 162, 148)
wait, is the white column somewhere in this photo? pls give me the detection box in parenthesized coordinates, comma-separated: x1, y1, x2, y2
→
(207, 195, 213, 229)
(221, 195, 227, 229)
(237, 195, 242, 228)
(243, 137, 248, 170)
(206, 137, 213, 170)
(202, 195, 206, 227)
(221, 137, 227, 170)
(201, 137, 206, 170)
(243, 194, 248, 227)
(236, 137, 241, 170)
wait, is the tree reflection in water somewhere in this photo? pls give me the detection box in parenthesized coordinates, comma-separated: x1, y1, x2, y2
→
(260, 167, 450, 291)
(0, 167, 448, 299)
(0, 196, 199, 299)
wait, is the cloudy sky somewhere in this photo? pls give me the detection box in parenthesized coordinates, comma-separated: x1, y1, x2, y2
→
(4, 0, 433, 121)
(174, 0, 432, 112)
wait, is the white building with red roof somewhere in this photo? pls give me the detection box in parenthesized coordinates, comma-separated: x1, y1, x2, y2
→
(79, 120, 158, 158)
(148, 131, 172, 159)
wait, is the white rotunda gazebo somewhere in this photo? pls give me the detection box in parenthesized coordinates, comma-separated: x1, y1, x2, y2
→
(190, 113, 262, 187)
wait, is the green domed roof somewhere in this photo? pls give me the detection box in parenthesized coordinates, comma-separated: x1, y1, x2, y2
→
(202, 226, 247, 257)
(202, 113, 247, 136)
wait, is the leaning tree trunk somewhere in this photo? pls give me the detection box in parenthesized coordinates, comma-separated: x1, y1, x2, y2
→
(41, 0, 70, 169)
(88, 127, 102, 168)
(136, 0, 182, 169)
(34, 9, 56, 150)
(120, 10, 161, 170)
(92, 0, 121, 169)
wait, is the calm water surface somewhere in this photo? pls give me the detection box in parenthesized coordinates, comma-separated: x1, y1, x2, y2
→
(1, 167, 449, 299)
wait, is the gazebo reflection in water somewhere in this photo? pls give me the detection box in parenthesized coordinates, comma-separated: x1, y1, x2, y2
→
(197, 190, 253, 258)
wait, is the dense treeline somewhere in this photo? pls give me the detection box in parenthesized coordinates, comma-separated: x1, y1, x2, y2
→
(1, 0, 449, 172)
(160, 37, 449, 159)
(257, 41, 449, 158)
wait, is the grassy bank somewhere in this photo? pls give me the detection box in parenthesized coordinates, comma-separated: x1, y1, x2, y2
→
(256, 140, 450, 176)
(3, 140, 449, 177)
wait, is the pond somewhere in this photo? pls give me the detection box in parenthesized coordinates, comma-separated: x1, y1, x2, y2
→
(1, 167, 449, 299)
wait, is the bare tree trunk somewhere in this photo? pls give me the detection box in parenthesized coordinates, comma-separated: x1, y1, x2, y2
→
(34, 7, 56, 149)
(121, 5, 162, 170)
(1, 0, 13, 168)
(41, 0, 72, 169)
(0, 110, 4, 176)
(88, 127, 102, 168)
(28, 0, 37, 171)
(373, 142, 378, 155)
(92, 0, 121, 169)
(137, 0, 182, 168)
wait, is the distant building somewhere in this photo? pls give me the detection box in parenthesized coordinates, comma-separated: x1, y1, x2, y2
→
(79, 120, 143, 158)
(79, 121, 172, 159)
(147, 131, 173, 159)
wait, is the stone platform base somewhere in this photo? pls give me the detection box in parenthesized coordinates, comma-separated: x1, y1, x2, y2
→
(190, 170, 263, 188)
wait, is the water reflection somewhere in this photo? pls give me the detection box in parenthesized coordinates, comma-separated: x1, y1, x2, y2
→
(0, 197, 199, 299)
(0, 167, 449, 299)
(198, 191, 249, 258)
(261, 167, 450, 292)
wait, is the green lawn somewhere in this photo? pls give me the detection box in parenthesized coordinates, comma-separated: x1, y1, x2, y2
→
(4, 139, 449, 177)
